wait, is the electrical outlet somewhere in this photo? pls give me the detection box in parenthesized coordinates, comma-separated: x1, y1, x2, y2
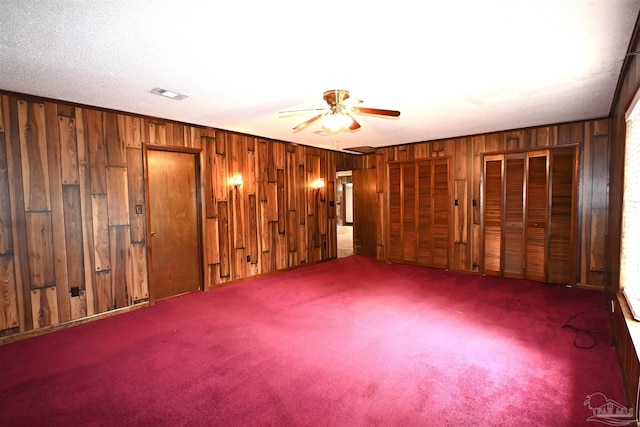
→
(70, 286, 80, 297)
(135, 205, 143, 214)
(246, 255, 251, 262)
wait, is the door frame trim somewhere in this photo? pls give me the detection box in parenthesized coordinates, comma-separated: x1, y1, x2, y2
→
(143, 144, 205, 303)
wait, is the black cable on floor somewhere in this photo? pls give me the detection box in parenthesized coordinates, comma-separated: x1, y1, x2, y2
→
(562, 306, 610, 350)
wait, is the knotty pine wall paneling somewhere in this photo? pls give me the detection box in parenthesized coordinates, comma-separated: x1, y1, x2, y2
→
(0, 91, 349, 341)
(357, 120, 608, 288)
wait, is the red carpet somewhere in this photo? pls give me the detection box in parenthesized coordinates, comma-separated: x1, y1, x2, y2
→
(0, 256, 627, 426)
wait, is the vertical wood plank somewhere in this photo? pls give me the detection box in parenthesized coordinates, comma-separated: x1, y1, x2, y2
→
(232, 248, 246, 280)
(287, 210, 298, 253)
(590, 208, 606, 272)
(57, 116, 79, 185)
(62, 185, 85, 292)
(91, 194, 110, 272)
(218, 201, 230, 278)
(25, 212, 55, 289)
(4, 96, 31, 330)
(274, 222, 288, 269)
(214, 152, 228, 204)
(86, 109, 107, 194)
(148, 122, 166, 145)
(245, 144, 256, 196)
(18, 100, 50, 211)
(121, 114, 142, 149)
(163, 122, 176, 147)
(30, 286, 58, 329)
(205, 217, 219, 265)
(454, 179, 468, 243)
(105, 112, 126, 166)
(277, 169, 285, 234)
(129, 243, 149, 303)
(204, 138, 216, 217)
(75, 108, 96, 315)
(109, 225, 130, 309)
(232, 187, 245, 249)
(248, 194, 258, 264)
(69, 290, 87, 321)
(259, 192, 272, 253)
(45, 102, 71, 322)
(0, 255, 18, 330)
(106, 166, 130, 226)
(94, 270, 113, 314)
(0, 132, 13, 255)
(0, 95, 4, 132)
(126, 148, 145, 243)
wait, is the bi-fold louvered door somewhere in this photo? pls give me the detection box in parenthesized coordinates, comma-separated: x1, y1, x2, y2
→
(481, 147, 577, 284)
(388, 159, 450, 269)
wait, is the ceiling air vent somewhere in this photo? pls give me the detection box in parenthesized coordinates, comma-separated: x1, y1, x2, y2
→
(150, 87, 188, 100)
(344, 146, 377, 155)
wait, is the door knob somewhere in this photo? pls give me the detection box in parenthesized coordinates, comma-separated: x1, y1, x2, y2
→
(151, 232, 157, 237)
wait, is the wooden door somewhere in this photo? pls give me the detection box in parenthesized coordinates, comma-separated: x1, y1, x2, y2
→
(482, 155, 504, 276)
(147, 148, 202, 301)
(432, 159, 450, 268)
(402, 163, 418, 262)
(353, 168, 377, 256)
(503, 154, 525, 278)
(388, 163, 403, 262)
(388, 159, 450, 268)
(524, 151, 549, 282)
(417, 161, 433, 265)
(547, 147, 577, 284)
(482, 148, 577, 283)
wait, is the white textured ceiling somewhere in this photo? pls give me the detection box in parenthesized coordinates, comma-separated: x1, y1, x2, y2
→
(1, 1, 639, 152)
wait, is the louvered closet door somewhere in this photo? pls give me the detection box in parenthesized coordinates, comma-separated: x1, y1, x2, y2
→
(417, 161, 433, 265)
(483, 155, 504, 276)
(388, 163, 403, 262)
(547, 147, 576, 284)
(524, 151, 549, 282)
(503, 154, 525, 278)
(432, 160, 450, 268)
(388, 159, 450, 268)
(402, 163, 418, 262)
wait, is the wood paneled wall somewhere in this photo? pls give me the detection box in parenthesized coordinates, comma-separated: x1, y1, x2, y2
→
(355, 120, 609, 287)
(0, 91, 356, 340)
(608, 17, 640, 410)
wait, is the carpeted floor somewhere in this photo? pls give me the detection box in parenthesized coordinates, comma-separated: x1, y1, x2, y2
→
(0, 256, 628, 426)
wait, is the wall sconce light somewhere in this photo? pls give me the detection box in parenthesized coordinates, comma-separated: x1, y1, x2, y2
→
(311, 178, 325, 191)
(230, 173, 243, 189)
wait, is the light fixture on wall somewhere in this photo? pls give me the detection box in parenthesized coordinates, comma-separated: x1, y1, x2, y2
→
(311, 178, 325, 191)
(229, 173, 243, 189)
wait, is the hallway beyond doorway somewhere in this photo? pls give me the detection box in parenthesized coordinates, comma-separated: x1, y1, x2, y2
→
(337, 225, 353, 258)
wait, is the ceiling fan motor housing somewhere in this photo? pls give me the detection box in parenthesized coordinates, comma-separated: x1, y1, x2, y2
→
(323, 89, 350, 106)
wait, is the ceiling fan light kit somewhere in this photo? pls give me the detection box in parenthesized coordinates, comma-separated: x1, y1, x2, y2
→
(281, 89, 400, 134)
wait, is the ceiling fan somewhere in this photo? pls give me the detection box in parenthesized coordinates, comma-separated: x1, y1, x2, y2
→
(280, 89, 400, 133)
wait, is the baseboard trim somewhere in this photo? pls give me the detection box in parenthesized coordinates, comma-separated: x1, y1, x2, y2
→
(0, 302, 150, 346)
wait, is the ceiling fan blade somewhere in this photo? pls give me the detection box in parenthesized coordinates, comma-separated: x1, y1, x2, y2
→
(279, 108, 328, 116)
(356, 107, 401, 117)
(293, 113, 326, 132)
(348, 114, 361, 130)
